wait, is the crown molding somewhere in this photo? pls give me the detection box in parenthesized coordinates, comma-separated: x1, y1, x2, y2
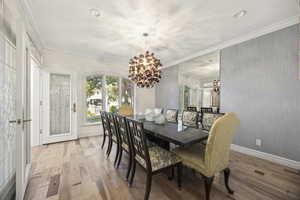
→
(17, 0, 45, 52)
(163, 15, 300, 68)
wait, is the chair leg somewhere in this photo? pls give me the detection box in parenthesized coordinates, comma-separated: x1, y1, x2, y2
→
(144, 173, 152, 200)
(126, 152, 132, 181)
(116, 148, 123, 168)
(177, 163, 182, 190)
(203, 176, 214, 200)
(114, 143, 120, 167)
(106, 137, 113, 157)
(101, 133, 106, 149)
(168, 166, 174, 180)
(224, 168, 234, 194)
(129, 160, 136, 186)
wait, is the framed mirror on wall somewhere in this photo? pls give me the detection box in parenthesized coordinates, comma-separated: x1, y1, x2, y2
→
(178, 51, 221, 113)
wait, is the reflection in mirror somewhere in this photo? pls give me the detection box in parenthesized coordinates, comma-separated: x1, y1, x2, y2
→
(178, 51, 220, 112)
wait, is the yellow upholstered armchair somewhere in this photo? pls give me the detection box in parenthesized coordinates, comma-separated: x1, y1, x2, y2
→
(119, 104, 134, 116)
(174, 112, 240, 200)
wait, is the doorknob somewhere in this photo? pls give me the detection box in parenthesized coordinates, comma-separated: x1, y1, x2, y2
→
(9, 119, 22, 124)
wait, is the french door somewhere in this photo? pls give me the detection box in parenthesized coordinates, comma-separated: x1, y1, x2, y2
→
(42, 72, 77, 144)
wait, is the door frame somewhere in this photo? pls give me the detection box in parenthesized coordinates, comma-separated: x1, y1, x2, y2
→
(41, 71, 78, 144)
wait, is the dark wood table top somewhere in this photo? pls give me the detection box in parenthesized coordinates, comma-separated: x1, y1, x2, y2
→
(141, 120, 208, 146)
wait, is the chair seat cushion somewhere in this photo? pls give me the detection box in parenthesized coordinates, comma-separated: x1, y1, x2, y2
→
(112, 135, 117, 142)
(122, 143, 129, 151)
(173, 143, 211, 176)
(136, 146, 181, 172)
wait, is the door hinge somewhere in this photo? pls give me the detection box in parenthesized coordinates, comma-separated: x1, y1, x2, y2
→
(39, 129, 43, 134)
(40, 101, 43, 106)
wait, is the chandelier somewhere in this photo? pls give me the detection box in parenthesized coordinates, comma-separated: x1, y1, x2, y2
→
(128, 33, 162, 88)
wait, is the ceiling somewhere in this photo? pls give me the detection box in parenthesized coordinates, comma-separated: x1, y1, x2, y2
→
(179, 51, 220, 81)
(26, 0, 298, 68)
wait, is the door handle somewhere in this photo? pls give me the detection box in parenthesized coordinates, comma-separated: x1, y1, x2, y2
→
(9, 119, 22, 124)
(72, 103, 76, 112)
(23, 119, 32, 123)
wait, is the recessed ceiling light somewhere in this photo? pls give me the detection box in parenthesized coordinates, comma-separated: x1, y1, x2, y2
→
(233, 10, 247, 18)
(89, 8, 100, 17)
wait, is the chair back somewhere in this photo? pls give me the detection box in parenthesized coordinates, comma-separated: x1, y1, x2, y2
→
(106, 112, 119, 140)
(100, 111, 110, 136)
(187, 106, 197, 112)
(115, 114, 131, 148)
(182, 110, 199, 128)
(204, 113, 240, 176)
(202, 113, 224, 131)
(119, 104, 133, 116)
(126, 118, 151, 170)
(201, 107, 213, 113)
(165, 109, 178, 123)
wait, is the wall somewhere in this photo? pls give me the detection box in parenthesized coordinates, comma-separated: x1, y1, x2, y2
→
(221, 25, 300, 161)
(42, 50, 156, 138)
(155, 66, 180, 109)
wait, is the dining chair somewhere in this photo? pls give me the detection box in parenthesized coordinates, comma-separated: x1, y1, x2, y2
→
(187, 106, 197, 112)
(173, 113, 240, 200)
(165, 109, 178, 123)
(119, 104, 134, 116)
(126, 118, 183, 200)
(106, 112, 121, 167)
(100, 111, 109, 150)
(202, 113, 225, 131)
(201, 107, 213, 113)
(182, 110, 199, 128)
(114, 114, 133, 180)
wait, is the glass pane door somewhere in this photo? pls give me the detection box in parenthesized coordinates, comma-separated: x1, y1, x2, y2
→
(50, 74, 71, 136)
(0, 30, 17, 199)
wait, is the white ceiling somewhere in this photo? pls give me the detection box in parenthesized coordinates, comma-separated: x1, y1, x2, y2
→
(27, 0, 298, 68)
(179, 51, 220, 81)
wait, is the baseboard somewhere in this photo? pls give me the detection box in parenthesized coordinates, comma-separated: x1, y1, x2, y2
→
(79, 132, 102, 138)
(231, 144, 300, 170)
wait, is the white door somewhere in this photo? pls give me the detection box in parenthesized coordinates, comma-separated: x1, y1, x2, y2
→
(42, 72, 77, 144)
(15, 23, 32, 200)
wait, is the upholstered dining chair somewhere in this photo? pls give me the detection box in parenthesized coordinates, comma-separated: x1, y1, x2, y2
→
(100, 111, 110, 150)
(106, 112, 121, 167)
(165, 109, 178, 123)
(182, 110, 199, 128)
(187, 106, 197, 112)
(173, 113, 240, 200)
(114, 114, 133, 180)
(126, 118, 183, 200)
(119, 104, 134, 116)
(202, 113, 224, 131)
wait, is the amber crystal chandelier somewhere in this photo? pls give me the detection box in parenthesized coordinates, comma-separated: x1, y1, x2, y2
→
(128, 33, 162, 88)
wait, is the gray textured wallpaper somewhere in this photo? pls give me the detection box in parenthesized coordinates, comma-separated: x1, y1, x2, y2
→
(155, 66, 179, 109)
(220, 25, 300, 161)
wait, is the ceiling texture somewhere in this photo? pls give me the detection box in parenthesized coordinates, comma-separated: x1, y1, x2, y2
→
(26, 0, 298, 69)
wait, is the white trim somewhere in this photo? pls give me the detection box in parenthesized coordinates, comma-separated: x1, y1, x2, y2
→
(164, 15, 300, 68)
(231, 144, 300, 170)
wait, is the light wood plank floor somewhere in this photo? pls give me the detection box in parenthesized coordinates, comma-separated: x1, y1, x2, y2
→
(24, 136, 300, 200)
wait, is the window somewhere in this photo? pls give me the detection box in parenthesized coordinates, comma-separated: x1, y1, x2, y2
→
(105, 76, 120, 113)
(86, 75, 103, 123)
(85, 75, 134, 124)
(121, 79, 134, 107)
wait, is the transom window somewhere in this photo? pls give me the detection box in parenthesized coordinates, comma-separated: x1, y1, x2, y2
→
(85, 75, 134, 124)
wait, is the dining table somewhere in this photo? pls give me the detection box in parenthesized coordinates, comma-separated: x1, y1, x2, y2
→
(129, 116, 209, 150)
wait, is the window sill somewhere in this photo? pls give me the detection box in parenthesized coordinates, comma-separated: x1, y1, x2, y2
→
(82, 122, 102, 127)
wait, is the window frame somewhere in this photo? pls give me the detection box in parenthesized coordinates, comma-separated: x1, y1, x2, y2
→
(82, 73, 136, 126)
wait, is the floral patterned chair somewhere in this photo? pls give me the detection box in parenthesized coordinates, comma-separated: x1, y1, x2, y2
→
(174, 113, 240, 200)
(182, 110, 199, 128)
(126, 118, 182, 200)
(165, 109, 178, 123)
(202, 113, 224, 131)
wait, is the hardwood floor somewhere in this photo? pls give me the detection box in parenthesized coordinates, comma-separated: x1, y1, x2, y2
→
(25, 136, 300, 200)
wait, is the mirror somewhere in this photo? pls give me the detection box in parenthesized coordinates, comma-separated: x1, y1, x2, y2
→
(178, 51, 220, 112)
